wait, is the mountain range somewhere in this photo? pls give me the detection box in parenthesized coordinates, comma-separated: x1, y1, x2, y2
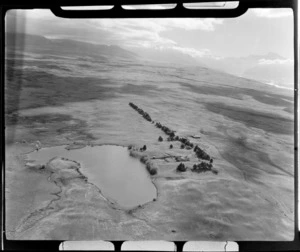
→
(197, 52, 293, 88)
(5, 32, 293, 88)
(5, 32, 137, 60)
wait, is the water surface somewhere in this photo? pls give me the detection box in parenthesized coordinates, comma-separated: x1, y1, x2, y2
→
(27, 145, 157, 209)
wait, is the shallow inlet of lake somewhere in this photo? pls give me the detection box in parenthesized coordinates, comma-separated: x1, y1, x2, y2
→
(27, 145, 157, 209)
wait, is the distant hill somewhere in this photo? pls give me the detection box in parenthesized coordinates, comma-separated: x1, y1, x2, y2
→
(5, 32, 293, 88)
(5, 32, 137, 59)
(197, 52, 293, 88)
(242, 60, 293, 88)
(133, 47, 201, 66)
(238, 52, 285, 61)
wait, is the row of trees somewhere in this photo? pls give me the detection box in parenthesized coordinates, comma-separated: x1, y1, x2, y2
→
(177, 161, 217, 174)
(129, 102, 152, 122)
(129, 102, 216, 174)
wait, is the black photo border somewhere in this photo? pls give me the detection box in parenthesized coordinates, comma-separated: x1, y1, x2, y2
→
(0, 1, 298, 251)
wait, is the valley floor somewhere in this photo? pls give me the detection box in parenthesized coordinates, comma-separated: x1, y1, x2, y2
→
(5, 53, 295, 240)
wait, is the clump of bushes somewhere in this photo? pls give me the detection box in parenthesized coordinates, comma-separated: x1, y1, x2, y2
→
(146, 162, 158, 175)
(139, 155, 158, 175)
(129, 144, 147, 152)
(176, 163, 187, 172)
(158, 136, 163, 142)
(178, 137, 194, 149)
(129, 149, 144, 159)
(140, 155, 149, 164)
(194, 145, 211, 161)
(192, 162, 213, 173)
(140, 145, 147, 151)
(128, 145, 134, 150)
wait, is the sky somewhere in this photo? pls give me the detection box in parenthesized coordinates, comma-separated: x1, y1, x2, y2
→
(5, 6, 294, 60)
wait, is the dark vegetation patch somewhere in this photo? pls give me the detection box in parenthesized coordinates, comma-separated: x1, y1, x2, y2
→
(43, 54, 77, 60)
(75, 55, 107, 62)
(205, 102, 293, 135)
(43, 64, 72, 72)
(164, 176, 185, 180)
(194, 145, 211, 161)
(6, 58, 71, 72)
(5, 58, 25, 66)
(180, 82, 244, 100)
(176, 163, 187, 172)
(129, 102, 152, 122)
(6, 61, 161, 116)
(140, 145, 147, 152)
(6, 113, 96, 141)
(192, 162, 217, 174)
(128, 148, 158, 176)
(5, 67, 117, 114)
(139, 154, 158, 175)
(176, 161, 216, 174)
(118, 84, 158, 96)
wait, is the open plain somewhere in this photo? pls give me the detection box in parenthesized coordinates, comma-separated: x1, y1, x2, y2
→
(5, 35, 294, 240)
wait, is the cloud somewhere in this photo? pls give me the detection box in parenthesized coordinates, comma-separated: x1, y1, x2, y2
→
(9, 10, 223, 49)
(8, 10, 223, 60)
(258, 58, 293, 65)
(93, 18, 222, 46)
(16, 9, 223, 32)
(87, 19, 177, 48)
(252, 9, 293, 18)
(85, 18, 223, 57)
(159, 18, 223, 31)
(94, 18, 223, 32)
(171, 46, 212, 58)
(89, 18, 223, 39)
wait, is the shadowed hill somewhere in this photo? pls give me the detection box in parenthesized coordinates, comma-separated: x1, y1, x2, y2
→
(5, 32, 137, 59)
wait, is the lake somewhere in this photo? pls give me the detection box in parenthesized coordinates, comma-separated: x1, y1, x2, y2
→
(26, 145, 157, 209)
